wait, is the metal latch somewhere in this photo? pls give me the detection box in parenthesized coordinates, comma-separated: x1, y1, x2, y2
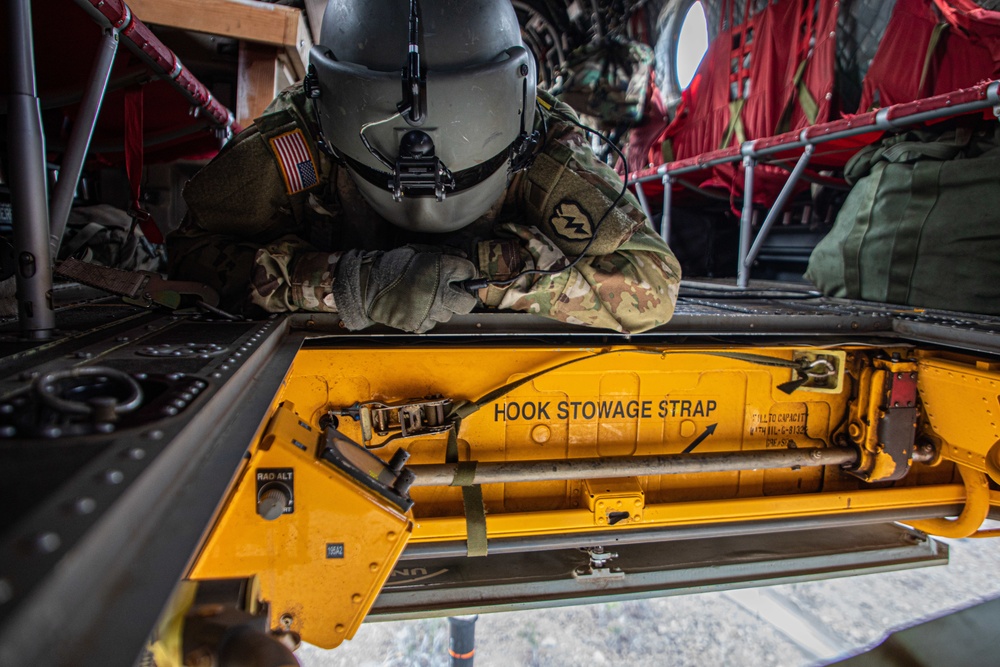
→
(331, 397, 453, 447)
(583, 478, 644, 527)
(573, 546, 624, 580)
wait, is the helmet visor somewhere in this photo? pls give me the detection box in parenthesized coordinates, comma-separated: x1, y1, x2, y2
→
(310, 45, 535, 203)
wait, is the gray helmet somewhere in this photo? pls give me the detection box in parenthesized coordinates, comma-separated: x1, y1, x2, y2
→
(308, 0, 537, 233)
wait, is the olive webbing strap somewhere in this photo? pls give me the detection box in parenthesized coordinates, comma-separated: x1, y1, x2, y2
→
(445, 420, 489, 557)
(441, 348, 808, 556)
(661, 137, 675, 165)
(720, 98, 747, 150)
(775, 59, 819, 135)
(919, 23, 949, 97)
(798, 76, 819, 126)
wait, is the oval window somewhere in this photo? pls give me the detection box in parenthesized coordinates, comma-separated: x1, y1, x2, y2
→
(676, 1, 708, 90)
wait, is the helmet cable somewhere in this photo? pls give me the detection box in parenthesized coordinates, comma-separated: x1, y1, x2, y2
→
(359, 111, 405, 172)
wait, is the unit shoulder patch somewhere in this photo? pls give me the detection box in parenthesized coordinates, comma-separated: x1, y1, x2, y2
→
(269, 129, 319, 195)
(549, 199, 593, 240)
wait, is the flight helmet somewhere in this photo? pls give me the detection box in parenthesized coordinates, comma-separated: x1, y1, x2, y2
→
(307, 0, 538, 233)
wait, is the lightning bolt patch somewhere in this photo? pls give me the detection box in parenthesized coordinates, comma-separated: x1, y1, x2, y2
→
(549, 200, 593, 241)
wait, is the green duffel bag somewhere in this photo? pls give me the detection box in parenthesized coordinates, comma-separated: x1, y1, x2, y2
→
(805, 124, 1000, 314)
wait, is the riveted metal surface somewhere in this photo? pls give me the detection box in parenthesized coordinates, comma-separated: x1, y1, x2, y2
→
(916, 352, 1000, 480)
(0, 312, 301, 667)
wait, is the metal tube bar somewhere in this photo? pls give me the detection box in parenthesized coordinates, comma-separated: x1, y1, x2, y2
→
(624, 81, 1000, 186)
(398, 503, 958, 560)
(8, 0, 55, 338)
(747, 138, 809, 160)
(744, 145, 814, 269)
(409, 446, 859, 487)
(660, 173, 672, 244)
(633, 180, 652, 226)
(447, 616, 478, 667)
(876, 87, 1000, 130)
(71, 0, 236, 134)
(631, 169, 666, 185)
(736, 156, 756, 288)
(49, 28, 120, 259)
(668, 155, 743, 176)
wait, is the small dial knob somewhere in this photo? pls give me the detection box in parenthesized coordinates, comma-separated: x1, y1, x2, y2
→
(257, 486, 290, 521)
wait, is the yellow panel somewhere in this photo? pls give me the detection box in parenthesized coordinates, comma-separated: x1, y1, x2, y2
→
(408, 483, 968, 543)
(584, 477, 644, 526)
(190, 403, 412, 649)
(278, 345, 860, 523)
(918, 352, 1000, 481)
(190, 342, 1000, 650)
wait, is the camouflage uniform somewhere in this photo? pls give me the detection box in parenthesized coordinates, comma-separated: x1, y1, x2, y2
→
(169, 84, 681, 333)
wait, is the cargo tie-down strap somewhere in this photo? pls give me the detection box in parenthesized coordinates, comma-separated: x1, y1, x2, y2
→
(441, 348, 820, 557)
(56, 257, 221, 311)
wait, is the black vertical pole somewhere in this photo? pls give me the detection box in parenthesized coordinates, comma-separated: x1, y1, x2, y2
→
(448, 615, 478, 666)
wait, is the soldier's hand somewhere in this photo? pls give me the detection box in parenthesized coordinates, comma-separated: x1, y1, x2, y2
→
(333, 246, 478, 333)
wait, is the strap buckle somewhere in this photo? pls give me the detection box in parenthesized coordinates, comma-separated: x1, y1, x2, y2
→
(332, 397, 453, 447)
(55, 258, 219, 310)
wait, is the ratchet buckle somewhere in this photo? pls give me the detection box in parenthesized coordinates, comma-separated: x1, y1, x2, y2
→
(331, 397, 453, 447)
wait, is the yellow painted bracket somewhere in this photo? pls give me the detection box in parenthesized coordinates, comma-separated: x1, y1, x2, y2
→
(584, 478, 644, 526)
(918, 353, 1000, 480)
(190, 403, 413, 649)
(906, 465, 990, 538)
(847, 357, 919, 482)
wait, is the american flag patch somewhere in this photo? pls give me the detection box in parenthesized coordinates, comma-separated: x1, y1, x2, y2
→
(269, 129, 319, 194)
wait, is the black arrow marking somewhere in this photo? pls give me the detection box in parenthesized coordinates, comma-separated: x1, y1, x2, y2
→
(682, 423, 718, 453)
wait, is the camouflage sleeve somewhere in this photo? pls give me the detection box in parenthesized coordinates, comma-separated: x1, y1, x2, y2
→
(478, 223, 680, 333)
(167, 102, 338, 313)
(166, 217, 264, 311)
(167, 219, 343, 314)
(248, 237, 343, 313)
(475, 92, 681, 333)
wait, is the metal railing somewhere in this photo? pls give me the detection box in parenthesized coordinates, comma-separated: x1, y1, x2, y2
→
(628, 81, 1000, 287)
(5, 0, 240, 338)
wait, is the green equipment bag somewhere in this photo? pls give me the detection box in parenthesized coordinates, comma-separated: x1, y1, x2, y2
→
(805, 124, 1000, 314)
(555, 36, 654, 125)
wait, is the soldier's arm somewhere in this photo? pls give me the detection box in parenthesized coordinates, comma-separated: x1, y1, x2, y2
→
(167, 118, 337, 313)
(168, 224, 340, 313)
(478, 223, 680, 333)
(477, 103, 681, 333)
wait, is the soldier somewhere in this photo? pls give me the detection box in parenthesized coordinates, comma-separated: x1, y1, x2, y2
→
(168, 0, 681, 333)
